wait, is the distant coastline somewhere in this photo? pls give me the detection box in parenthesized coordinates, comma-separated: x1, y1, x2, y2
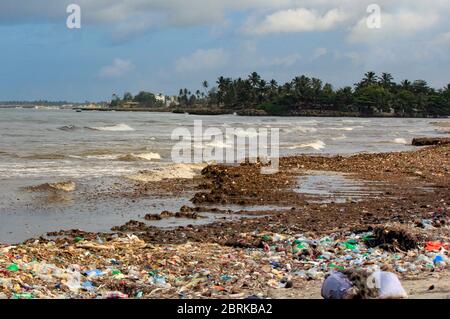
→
(106, 71, 450, 118)
(74, 106, 449, 118)
(3, 71, 450, 118)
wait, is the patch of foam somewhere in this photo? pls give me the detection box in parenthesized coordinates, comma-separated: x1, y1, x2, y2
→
(331, 134, 347, 141)
(393, 138, 408, 144)
(329, 127, 358, 131)
(126, 163, 205, 183)
(292, 126, 318, 133)
(206, 140, 232, 149)
(85, 154, 119, 160)
(118, 153, 161, 161)
(288, 140, 326, 150)
(89, 123, 135, 132)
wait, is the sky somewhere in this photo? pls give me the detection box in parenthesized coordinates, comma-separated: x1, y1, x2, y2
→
(0, 0, 449, 102)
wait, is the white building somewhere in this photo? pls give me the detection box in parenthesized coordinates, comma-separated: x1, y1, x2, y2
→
(156, 93, 179, 107)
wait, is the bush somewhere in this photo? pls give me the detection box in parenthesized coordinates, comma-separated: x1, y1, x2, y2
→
(258, 102, 289, 115)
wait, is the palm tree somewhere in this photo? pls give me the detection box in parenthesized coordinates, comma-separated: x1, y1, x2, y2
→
(311, 78, 323, 105)
(400, 80, 412, 90)
(202, 81, 209, 98)
(379, 72, 394, 88)
(248, 72, 262, 88)
(282, 82, 293, 95)
(292, 75, 312, 101)
(269, 79, 278, 99)
(364, 71, 378, 84)
(356, 71, 378, 89)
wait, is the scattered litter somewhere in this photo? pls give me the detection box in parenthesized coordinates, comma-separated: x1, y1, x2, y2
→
(0, 230, 447, 299)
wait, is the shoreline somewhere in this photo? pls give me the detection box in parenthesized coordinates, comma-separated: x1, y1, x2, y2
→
(1, 145, 449, 299)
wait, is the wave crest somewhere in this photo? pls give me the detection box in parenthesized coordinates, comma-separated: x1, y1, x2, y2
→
(88, 123, 135, 132)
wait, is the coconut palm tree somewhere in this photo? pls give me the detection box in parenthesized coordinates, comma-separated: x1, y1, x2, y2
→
(379, 72, 394, 88)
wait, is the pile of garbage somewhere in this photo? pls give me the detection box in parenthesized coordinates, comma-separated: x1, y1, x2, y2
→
(0, 229, 448, 299)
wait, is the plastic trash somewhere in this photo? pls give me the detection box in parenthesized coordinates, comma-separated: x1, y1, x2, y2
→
(321, 272, 354, 299)
(85, 269, 103, 278)
(433, 255, 447, 269)
(7, 264, 19, 271)
(81, 281, 94, 291)
(74, 237, 84, 243)
(426, 241, 448, 252)
(105, 291, 129, 299)
(12, 293, 33, 299)
(65, 270, 82, 292)
(369, 271, 408, 299)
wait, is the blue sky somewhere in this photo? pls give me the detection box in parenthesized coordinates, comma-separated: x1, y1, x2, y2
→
(0, 0, 449, 102)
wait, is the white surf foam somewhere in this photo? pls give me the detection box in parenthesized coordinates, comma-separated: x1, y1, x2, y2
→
(288, 140, 326, 150)
(206, 140, 232, 149)
(89, 123, 135, 132)
(127, 163, 205, 183)
(393, 138, 408, 144)
(118, 152, 161, 161)
(331, 134, 347, 141)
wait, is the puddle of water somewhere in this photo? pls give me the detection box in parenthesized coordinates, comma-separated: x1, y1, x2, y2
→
(295, 171, 386, 203)
(142, 212, 261, 229)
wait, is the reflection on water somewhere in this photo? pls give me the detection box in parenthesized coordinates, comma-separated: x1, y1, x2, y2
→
(296, 171, 386, 203)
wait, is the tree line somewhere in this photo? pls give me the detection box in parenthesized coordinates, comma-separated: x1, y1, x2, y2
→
(110, 91, 166, 108)
(177, 72, 450, 117)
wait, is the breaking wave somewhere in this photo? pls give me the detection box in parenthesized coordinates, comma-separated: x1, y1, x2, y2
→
(205, 140, 232, 149)
(58, 125, 79, 131)
(393, 138, 408, 144)
(126, 163, 205, 183)
(331, 134, 347, 141)
(329, 127, 360, 131)
(118, 152, 161, 161)
(288, 140, 326, 150)
(88, 123, 135, 132)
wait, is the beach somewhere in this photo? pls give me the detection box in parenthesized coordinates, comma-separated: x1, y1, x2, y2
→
(1, 137, 449, 299)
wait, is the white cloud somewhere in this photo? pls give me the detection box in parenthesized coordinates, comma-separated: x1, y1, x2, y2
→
(1, 1, 449, 41)
(175, 48, 228, 73)
(348, 10, 440, 43)
(244, 8, 348, 35)
(98, 58, 135, 78)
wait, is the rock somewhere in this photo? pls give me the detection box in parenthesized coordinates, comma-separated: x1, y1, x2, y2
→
(412, 137, 450, 146)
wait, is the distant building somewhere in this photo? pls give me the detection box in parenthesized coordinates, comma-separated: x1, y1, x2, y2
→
(155, 93, 165, 104)
(155, 93, 179, 107)
(166, 96, 179, 107)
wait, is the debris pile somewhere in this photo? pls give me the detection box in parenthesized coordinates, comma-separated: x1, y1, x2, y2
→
(1, 230, 448, 299)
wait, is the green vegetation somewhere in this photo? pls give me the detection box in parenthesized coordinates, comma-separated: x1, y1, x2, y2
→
(110, 91, 164, 108)
(177, 72, 450, 117)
